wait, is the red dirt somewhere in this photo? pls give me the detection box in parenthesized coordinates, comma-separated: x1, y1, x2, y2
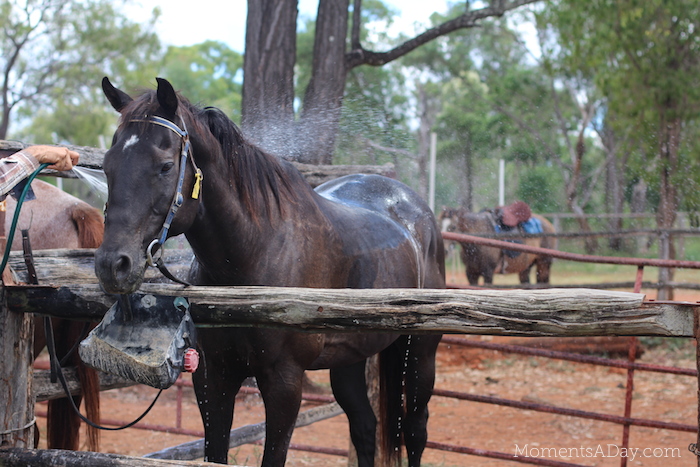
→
(35, 284, 700, 466)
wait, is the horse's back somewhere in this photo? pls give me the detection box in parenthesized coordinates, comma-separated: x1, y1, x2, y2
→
(5, 180, 104, 250)
(315, 174, 445, 289)
(317, 174, 423, 212)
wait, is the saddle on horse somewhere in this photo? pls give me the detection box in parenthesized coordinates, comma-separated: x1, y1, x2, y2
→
(498, 200, 531, 228)
(491, 201, 542, 260)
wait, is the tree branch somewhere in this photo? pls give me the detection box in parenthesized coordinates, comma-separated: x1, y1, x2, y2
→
(346, 0, 540, 69)
(361, 137, 417, 159)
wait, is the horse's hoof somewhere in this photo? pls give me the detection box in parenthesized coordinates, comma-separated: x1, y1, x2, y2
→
(184, 348, 199, 373)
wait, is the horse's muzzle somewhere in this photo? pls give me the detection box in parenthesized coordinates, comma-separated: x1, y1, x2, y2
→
(95, 247, 146, 294)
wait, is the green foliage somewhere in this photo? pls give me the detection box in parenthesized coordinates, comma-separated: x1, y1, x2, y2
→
(543, 0, 700, 222)
(5, 0, 162, 145)
(25, 104, 114, 148)
(516, 165, 564, 213)
(335, 64, 413, 166)
(437, 72, 493, 157)
(410, 6, 581, 210)
(160, 41, 243, 123)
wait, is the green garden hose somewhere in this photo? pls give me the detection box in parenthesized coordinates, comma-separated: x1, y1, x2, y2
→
(0, 162, 50, 275)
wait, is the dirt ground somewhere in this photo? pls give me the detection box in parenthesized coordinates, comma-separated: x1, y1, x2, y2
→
(35, 281, 700, 466)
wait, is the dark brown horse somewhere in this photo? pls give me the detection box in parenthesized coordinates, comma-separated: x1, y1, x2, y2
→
(5, 179, 104, 451)
(94, 77, 445, 466)
(440, 206, 557, 286)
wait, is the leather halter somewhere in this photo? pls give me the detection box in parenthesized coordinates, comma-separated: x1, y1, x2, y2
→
(128, 115, 202, 280)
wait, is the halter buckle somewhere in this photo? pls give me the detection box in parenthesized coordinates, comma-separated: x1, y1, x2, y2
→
(146, 239, 162, 267)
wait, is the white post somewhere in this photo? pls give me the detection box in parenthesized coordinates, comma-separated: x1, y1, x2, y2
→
(429, 132, 437, 212)
(499, 159, 505, 206)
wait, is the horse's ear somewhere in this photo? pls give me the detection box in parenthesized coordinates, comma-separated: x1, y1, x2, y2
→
(102, 77, 132, 113)
(155, 77, 178, 119)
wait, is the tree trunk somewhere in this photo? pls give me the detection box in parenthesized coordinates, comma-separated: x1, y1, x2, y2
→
(631, 179, 649, 254)
(603, 129, 624, 250)
(0, 106, 9, 140)
(566, 130, 598, 253)
(297, 0, 350, 164)
(459, 125, 474, 211)
(656, 116, 682, 300)
(241, 0, 298, 157)
(240, 0, 539, 165)
(462, 149, 474, 211)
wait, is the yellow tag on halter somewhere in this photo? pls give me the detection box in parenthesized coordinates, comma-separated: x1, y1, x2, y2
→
(191, 169, 203, 199)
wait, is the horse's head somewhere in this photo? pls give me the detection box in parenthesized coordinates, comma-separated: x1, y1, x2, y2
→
(438, 207, 462, 233)
(95, 77, 202, 294)
(439, 207, 491, 234)
(438, 207, 470, 232)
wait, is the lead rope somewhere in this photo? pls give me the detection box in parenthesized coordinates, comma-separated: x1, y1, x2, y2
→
(27, 233, 163, 431)
(0, 162, 165, 432)
(43, 316, 163, 431)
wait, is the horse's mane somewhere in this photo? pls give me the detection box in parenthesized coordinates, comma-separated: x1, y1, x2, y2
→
(119, 90, 301, 224)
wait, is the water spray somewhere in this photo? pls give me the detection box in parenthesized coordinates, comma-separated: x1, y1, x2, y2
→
(70, 165, 108, 201)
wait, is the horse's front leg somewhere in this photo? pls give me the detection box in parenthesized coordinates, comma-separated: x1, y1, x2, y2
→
(401, 334, 441, 467)
(256, 362, 306, 467)
(466, 267, 481, 286)
(536, 255, 553, 283)
(519, 265, 532, 284)
(481, 267, 495, 285)
(193, 334, 246, 464)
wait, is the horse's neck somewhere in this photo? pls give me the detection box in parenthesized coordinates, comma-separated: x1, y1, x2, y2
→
(184, 158, 319, 284)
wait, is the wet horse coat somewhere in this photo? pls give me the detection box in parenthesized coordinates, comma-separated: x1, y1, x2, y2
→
(95, 77, 445, 466)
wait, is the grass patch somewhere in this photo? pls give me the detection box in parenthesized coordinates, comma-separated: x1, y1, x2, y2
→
(445, 236, 700, 289)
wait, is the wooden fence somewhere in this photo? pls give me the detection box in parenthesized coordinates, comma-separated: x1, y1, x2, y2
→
(1, 246, 700, 466)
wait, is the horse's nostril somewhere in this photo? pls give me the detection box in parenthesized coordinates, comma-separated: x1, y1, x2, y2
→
(113, 254, 133, 282)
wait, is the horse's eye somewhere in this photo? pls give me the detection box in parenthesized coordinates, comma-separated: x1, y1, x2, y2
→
(161, 162, 175, 174)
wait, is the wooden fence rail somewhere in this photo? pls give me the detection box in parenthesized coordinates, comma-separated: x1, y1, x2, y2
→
(3, 249, 697, 338)
(0, 448, 225, 467)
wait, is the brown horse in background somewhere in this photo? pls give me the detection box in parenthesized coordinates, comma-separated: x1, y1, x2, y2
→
(5, 179, 104, 451)
(440, 206, 557, 286)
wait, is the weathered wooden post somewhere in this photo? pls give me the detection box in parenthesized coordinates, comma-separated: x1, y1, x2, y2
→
(0, 271, 35, 448)
(0, 149, 35, 449)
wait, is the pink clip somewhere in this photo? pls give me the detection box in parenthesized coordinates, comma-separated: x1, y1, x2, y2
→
(184, 348, 199, 373)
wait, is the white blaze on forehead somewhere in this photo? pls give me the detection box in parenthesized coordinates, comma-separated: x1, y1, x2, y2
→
(122, 134, 139, 150)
